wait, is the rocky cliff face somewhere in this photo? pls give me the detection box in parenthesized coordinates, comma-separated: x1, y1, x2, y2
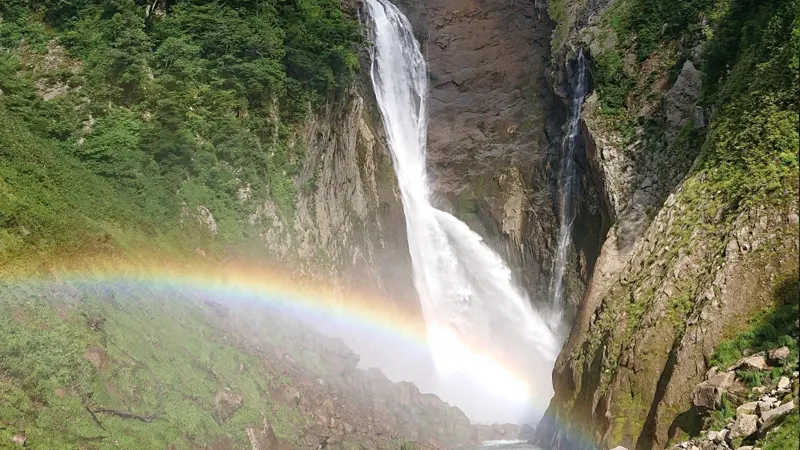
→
(535, 0, 800, 449)
(394, 0, 568, 307)
(248, 85, 418, 320)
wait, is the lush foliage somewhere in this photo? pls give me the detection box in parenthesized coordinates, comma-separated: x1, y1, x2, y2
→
(699, 0, 800, 202)
(589, 0, 799, 201)
(0, 0, 361, 258)
(592, 50, 634, 113)
(623, 0, 716, 60)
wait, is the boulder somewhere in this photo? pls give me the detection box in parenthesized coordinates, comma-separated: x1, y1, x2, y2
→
(11, 435, 26, 446)
(701, 444, 724, 450)
(707, 431, 718, 442)
(760, 401, 795, 431)
(759, 395, 779, 405)
(752, 386, 766, 394)
(718, 429, 730, 444)
(736, 401, 758, 415)
(736, 446, 754, 450)
(729, 414, 758, 440)
(767, 347, 790, 365)
(756, 401, 773, 415)
(729, 354, 768, 371)
(777, 376, 791, 390)
(610, 447, 629, 450)
(246, 421, 293, 450)
(693, 371, 736, 409)
(213, 390, 243, 425)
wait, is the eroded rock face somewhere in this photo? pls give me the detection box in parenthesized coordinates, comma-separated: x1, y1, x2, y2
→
(394, 0, 561, 303)
(473, 423, 521, 442)
(246, 421, 293, 450)
(250, 87, 417, 318)
(535, 13, 800, 448)
(664, 60, 703, 141)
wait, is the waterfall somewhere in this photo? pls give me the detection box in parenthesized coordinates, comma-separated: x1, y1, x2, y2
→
(549, 50, 588, 309)
(364, 0, 560, 423)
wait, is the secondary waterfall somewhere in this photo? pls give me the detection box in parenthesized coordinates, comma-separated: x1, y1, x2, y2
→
(364, 0, 560, 423)
(549, 50, 588, 309)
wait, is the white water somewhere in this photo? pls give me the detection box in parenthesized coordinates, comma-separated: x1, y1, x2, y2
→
(549, 50, 588, 308)
(364, 0, 560, 424)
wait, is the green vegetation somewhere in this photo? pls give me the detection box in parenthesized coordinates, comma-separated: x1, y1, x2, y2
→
(0, 0, 361, 263)
(706, 395, 736, 431)
(711, 301, 799, 370)
(0, 276, 307, 448)
(0, 1, 363, 446)
(699, 0, 800, 203)
(762, 410, 800, 450)
(592, 50, 634, 113)
(623, 0, 715, 60)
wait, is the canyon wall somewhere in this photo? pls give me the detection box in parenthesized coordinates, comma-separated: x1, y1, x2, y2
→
(535, 0, 800, 448)
(395, 0, 590, 316)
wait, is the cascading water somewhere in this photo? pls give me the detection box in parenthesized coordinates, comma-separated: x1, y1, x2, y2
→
(549, 50, 588, 309)
(364, 0, 560, 424)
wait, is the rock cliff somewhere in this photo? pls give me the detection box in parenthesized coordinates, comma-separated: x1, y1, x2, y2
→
(252, 85, 418, 318)
(395, 0, 568, 307)
(535, 0, 800, 449)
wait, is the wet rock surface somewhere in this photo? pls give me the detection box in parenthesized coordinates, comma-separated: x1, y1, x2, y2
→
(395, 0, 564, 306)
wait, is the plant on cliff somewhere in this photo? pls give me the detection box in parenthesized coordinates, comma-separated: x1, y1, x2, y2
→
(699, 0, 799, 203)
(0, 0, 362, 254)
(0, 1, 377, 445)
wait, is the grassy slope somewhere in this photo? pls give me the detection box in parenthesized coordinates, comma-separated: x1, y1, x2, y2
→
(0, 100, 306, 447)
(0, 2, 362, 447)
(0, 273, 308, 449)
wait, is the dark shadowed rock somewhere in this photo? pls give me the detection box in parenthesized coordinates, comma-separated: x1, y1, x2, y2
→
(664, 60, 702, 141)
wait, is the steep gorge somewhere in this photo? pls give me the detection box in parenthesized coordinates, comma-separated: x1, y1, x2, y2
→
(0, 0, 798, 448)
(533, 0, 800, 449)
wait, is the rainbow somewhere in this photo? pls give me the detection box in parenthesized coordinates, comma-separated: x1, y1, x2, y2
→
(1, 258, 582, 429)
(3, 259, 428, 348)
